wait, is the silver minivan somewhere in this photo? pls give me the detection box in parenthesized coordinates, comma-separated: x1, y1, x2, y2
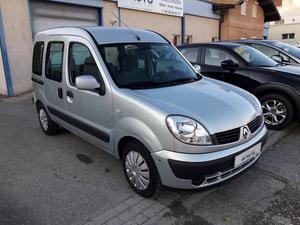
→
(32, 27, 267, 197)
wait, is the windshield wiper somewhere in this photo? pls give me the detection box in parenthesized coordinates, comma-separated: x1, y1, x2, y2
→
(121, 81, 165, 88)
(166, 77, 200, 84)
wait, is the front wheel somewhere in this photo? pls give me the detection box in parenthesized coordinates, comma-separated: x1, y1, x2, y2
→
(121, 141, 160, 198)
(260, 94, 295, 130)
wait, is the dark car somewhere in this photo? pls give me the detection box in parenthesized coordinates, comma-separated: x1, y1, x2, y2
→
(233, 39, 300, 66)
(178, 42, 300, 130)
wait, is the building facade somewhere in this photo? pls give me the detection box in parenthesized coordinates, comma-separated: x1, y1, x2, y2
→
(269, 0, 300, 45)
(0, 0, 221, 96)
(212, 0, 280, 40)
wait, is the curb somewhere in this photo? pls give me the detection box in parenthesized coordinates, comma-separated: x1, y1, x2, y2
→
(0, 91, 33, 103)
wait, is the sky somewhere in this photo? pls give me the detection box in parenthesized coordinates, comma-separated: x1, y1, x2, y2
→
(278, 0, 300, 18)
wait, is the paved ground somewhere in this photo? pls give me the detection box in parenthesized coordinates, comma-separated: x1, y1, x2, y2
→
(0, 95, 299, 225)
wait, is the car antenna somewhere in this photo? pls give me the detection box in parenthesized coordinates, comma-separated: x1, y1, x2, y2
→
(111, 11, 141, 41)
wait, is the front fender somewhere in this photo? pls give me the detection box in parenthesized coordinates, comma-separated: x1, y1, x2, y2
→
(113, 117, 171, 156)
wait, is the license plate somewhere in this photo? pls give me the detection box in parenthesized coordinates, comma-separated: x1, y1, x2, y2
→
(234, 143, 261, 168)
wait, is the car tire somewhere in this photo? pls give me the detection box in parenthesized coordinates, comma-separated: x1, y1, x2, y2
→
(121, 141, 160, 198)
(37, 104, 60, 135)
(260, 94, 295, 130)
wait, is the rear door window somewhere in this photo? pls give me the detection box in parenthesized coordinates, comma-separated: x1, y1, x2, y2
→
(32, 42, 44, 76)
(179, 47, 199, 64)
(45, 42, 64, 82)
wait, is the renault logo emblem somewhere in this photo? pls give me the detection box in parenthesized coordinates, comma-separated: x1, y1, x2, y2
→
(242, 126, 250, 139)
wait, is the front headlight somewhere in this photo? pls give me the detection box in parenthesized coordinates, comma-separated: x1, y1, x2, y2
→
(166, 115, 212, 145)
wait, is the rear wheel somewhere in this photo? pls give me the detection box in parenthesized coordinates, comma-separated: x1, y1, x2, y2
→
(121, 141, 159, 198)
(260, 94, 295, 130)
(37, 105, 60, 135)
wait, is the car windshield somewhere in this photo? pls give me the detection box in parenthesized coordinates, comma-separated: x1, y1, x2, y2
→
(269, 41, 300, 59)
(233, 45, 278, 67)
(99, 43, 200, 89)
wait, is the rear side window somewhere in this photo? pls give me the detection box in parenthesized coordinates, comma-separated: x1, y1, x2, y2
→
(179, 47, 199, 63)
(32, 42, 44, 76)
(68, 42, 101, 85)
(45, 42, 64, 82)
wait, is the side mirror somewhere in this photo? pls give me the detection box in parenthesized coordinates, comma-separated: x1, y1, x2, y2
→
(221, 60, 238, 69)
(271, 55, 283, 63)
(75, 75, 100, 91)
(193, 64, 201, 73)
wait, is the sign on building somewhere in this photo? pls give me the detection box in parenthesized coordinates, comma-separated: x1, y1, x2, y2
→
(118, 0, 184, 17)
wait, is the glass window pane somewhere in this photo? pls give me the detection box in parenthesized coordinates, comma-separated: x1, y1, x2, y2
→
(69, 43, 101, 85)
(205, 48, 238, 67)
(45, 42, 64, 82)
(180, 48, 198, 63)
(32, 42, 44, 76)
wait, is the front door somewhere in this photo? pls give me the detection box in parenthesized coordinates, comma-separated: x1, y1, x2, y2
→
(64, 36, 114, 152)
(201, 46, 251, 91)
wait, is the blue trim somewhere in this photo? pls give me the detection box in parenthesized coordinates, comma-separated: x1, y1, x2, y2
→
(28, 0, 34, 39)
(0, 9, 13, 96)
(98, 7, 103, 26)
(181, 14, 185, 45)
(46, 0, 102, 8)
(118, 7, 121, 27)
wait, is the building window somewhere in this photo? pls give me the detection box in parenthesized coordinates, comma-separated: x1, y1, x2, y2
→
(173, 34, 181, 46)
(185, 35, 193, 44)
(282, 33, 295, 40)
(252, 3, 257, 18)
(241, 1, 247, 16)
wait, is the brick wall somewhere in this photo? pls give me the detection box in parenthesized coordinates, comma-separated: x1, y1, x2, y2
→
(221, 0, 265, 40)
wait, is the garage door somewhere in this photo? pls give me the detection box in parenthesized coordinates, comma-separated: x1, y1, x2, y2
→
(31, 1, 100, 34)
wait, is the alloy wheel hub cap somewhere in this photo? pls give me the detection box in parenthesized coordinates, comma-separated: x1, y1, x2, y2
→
(262, 100, 287, 126)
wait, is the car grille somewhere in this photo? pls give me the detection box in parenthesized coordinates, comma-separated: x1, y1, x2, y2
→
(247, 116, 263, 133)
(214, 127, 240, 145)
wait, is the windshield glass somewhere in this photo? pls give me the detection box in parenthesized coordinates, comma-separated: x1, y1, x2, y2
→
(269, 41, 300, 59)
(99, 43, 199, 89)
(233, 45, 278, 67)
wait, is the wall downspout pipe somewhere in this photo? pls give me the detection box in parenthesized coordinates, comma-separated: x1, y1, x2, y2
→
(0, 9, 13, 96)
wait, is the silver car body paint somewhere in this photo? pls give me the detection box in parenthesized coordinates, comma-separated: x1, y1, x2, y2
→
(32, 27, 267, 189)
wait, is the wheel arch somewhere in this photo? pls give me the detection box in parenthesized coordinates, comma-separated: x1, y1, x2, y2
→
(253, 83, 300, 116)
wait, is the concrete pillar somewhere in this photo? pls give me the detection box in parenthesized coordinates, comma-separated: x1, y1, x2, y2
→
(0, 0, 33, 96)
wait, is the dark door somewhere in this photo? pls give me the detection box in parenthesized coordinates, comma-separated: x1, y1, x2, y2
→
(200, 46, 251, 91)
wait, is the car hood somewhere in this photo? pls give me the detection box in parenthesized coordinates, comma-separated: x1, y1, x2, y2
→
(263, 65, 300, 75)
(130, 78, 260, 134)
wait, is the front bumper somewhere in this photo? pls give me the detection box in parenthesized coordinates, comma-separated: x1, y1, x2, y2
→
(152, 125, 268, 189)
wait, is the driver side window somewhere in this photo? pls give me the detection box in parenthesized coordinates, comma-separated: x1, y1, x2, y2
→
(68, 42, 101, 86)
(205, 48, 238, 67)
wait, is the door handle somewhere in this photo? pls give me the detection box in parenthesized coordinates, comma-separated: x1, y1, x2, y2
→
(66, 90, 74, 98)
(57, 88, 63, 99)
(66, 90, 74, 103)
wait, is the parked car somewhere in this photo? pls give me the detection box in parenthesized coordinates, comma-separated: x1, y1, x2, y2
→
(32, 27, 267, 197)
(233, 39, 300, 66)
(178, 42, 300, 130)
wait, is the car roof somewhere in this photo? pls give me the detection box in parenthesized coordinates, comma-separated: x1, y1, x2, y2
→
(178, 42, 242, 48)
(35, 26, 168, 45)
(233, 39, 278, 44)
